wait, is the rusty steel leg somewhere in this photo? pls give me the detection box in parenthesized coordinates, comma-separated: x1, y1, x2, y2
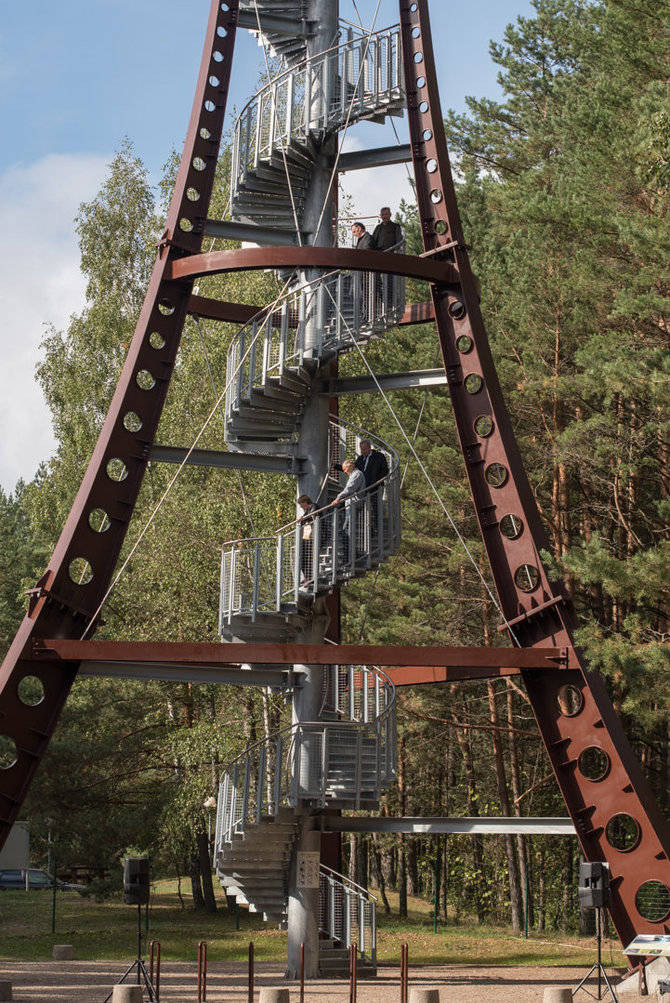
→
(0, 0, 239, 849)
(398, 0, 670, 948)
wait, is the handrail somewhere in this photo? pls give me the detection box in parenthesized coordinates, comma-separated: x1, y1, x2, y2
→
(319, 863, 377, 969)
(320, 862, 378, 903)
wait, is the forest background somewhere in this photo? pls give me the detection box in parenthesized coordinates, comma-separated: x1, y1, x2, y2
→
(0, 0, 668, 935)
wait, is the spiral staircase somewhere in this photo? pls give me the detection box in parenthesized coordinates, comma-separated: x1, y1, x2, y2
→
(213, 8, 405, 975)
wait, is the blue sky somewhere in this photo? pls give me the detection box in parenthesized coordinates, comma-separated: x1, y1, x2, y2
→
(0, 0, 534, 491)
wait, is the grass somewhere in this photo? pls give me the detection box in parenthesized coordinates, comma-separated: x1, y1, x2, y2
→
(0, 879, 620, 969)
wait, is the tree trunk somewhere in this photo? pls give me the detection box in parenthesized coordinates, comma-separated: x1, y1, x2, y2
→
(197, 830, 217, 913)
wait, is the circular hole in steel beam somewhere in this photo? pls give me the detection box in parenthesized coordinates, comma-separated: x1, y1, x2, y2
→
(500, 513, 523, 539)
(17, 675, 45, 707)
(557, 684, 583, 717)
(449, 300, 466, 320)
(578, 746, 610, 782)
(419, 101, 429, 113)
(474, 415, 494, 438)
(0, 735, 17, 770)
(414, 52, 423, 64)
(426, 158, 438, 173)
(186, 187, 200, 202)
(485, 462, 508, 488)
(136, 370, 156, 391)
(456, 334, 473, 353)
(636, 881, 670, 922)
(416, 76, 426, 88)
(106, 458, 128, 482)
(123, 412, 142, 433)
(88, 508, 111, 533)
(464, 373, 483, 394)
(69, 557, 93, 585)
(149, 331, 166, 349)
(192, 156, 207, 172)
(514, 563, 540, 591)
(422, 129, 432, 141)
(158, 300, 175, 317)
(179, 217, 194, 232)
(606, 813, 641, 852)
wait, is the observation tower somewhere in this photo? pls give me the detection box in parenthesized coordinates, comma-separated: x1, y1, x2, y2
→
(1, 0, 670, 981)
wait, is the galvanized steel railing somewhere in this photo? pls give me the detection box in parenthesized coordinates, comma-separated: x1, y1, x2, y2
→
(320, 863, 377, 969)
(231, 26, 403, 190)
(214, 664, 396, 848)
(219, 419, 400, 628)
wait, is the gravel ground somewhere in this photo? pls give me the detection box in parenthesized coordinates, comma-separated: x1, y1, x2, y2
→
(0, 959, 650, 1002)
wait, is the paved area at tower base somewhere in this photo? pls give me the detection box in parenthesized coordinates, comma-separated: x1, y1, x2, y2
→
(0, 960, 649, 1001)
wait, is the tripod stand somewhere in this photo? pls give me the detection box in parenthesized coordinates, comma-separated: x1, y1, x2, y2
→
(103, 902, 158, 1002)
(574, 907, 618, 1002)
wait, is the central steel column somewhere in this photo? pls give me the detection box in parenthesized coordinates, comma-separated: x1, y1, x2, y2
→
(287, 0, 340, 980)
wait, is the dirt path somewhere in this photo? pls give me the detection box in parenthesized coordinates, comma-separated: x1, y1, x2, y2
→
(0, 959, 647, 1001)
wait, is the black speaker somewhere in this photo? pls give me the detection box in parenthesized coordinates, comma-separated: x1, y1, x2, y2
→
(578, 861, 610, 909)
(123, 857, 150, 905)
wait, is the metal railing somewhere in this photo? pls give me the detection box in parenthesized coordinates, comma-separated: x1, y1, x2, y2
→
(320, 863, 377, 970)
(219, 419, 401, 628)
(224, 260, 405, 446)
(231, 26, 403, 190)
(214, 665, 396, 848)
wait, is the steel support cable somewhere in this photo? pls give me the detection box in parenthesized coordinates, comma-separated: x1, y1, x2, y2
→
(321, 282, 521, 645)
(78, 274, 297, 639)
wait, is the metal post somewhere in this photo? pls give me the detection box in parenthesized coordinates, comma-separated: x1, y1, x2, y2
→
(248, 941, 254, 1003)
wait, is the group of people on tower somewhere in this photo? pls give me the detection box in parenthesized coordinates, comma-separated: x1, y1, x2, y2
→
(350, 206, 403, 251)
(297, 439, 389, 580)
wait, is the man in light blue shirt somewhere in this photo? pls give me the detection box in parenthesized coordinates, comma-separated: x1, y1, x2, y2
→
(332, 460, 366, 564)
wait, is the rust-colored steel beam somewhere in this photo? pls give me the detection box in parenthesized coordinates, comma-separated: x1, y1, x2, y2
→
(169, 246, 456, 285)
(400, 0, 670, 947)
(31, 639, 568, 670)
(0, 0, 240, 849)
(188, 293, 259, 325)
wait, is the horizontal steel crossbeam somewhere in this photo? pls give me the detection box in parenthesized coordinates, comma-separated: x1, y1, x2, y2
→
(321, 816, 577, 835)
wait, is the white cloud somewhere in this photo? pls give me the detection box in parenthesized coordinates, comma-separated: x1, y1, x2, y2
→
(0, 153, 109, 492)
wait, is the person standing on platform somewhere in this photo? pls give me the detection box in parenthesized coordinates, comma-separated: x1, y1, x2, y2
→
(331, 460, 366, 564)
(371, 206, 403, 251)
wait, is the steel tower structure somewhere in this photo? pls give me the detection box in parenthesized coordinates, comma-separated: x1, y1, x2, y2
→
(1, 0, 669, 979)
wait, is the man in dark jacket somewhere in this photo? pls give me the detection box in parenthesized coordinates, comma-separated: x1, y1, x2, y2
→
(355, 439, 388, 486)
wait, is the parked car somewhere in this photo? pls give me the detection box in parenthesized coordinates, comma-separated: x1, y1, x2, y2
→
(0, 868, 85, 891)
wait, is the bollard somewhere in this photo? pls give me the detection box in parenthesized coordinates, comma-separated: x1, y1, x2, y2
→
(197, 940, 207, 1002)
(409, 991, 440, 1003)
(349, 942, 357, 1003)
(400, 942, 409, 1003)
(258, 990, 290, 1003)
(299, 941, 305, 1003)
(543, 990, 573, 1003)
(0, 982, 11, 1001)
(53, 945, 74, 960)
(248, 941, 254, 1003)
(112, 987, 143, 1003)
(149, 939, 161, 1000)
